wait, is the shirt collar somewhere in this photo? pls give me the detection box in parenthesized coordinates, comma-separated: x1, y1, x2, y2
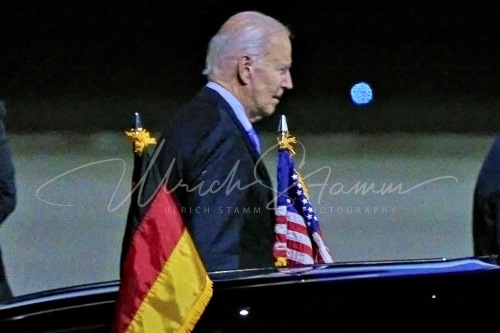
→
(206, 81, 253, 132)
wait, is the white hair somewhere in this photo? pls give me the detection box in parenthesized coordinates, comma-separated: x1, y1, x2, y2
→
(202, 11, 291, 80)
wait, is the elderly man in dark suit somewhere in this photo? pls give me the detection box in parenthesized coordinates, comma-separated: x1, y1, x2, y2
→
(0, 101, 16, 300)
(154, 11, 293, 271)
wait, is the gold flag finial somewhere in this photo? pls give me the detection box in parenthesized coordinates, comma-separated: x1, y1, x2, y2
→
(124, 112, 157, 156)
(277, 115, 310, 198)
(277, 115, 297, 155)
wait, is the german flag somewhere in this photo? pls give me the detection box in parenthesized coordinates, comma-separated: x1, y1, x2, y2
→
(112, 113, 213, 333)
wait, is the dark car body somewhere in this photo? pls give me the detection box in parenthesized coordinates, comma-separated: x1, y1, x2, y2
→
(0, 257, 499, 332)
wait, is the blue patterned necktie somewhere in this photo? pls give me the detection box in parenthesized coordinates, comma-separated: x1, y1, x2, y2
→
(247, 127, 261, 154)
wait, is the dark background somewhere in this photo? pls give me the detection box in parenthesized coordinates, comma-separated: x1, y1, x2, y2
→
(1, 0, 499, 133)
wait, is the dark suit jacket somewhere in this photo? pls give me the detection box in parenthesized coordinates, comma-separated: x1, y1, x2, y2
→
(0, 106, 15, 300)
(473, 133, 500, 256)
(155, 86, 275, 272)
(0, 117, 16, 225)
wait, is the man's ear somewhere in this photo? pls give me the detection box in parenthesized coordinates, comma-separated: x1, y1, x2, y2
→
(237, 55, 252, 85)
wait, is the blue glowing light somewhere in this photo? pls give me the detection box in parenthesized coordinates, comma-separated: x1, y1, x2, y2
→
(350, 82, 373, 105)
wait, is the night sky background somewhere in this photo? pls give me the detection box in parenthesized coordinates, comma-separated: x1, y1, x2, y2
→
(1, 0, 499, 133)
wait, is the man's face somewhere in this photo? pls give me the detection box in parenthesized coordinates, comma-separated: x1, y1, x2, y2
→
(247, 32, 293, 122)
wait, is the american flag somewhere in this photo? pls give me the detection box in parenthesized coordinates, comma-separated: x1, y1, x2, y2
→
(273, 118, 333, 267)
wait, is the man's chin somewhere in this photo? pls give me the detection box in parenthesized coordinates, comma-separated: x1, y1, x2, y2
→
(266, 107, 278, 118)
(252, 107, 277, 122)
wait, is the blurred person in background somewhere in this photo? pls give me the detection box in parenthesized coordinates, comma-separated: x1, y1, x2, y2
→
(472, 134, 500, 261)
(0, 100, 16, 300)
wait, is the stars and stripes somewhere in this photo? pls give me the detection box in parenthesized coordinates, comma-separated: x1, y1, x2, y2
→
(273, 118, 333, 267)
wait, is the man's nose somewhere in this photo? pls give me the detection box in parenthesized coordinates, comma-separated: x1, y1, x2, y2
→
(282, 73, 293, 90)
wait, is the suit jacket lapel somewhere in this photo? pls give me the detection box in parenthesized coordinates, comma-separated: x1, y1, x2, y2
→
(199, 87, 273, 188)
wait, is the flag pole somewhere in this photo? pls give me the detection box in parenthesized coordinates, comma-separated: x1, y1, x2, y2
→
(132, 112, 143, 132)
(273, 114, 334, 267)
(277, 115, 296, 155)
(130, 112, 143, 184)
(278, 114, 288, 140)
(274, 115, 288, 267)
(121, 112, 157, 271)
